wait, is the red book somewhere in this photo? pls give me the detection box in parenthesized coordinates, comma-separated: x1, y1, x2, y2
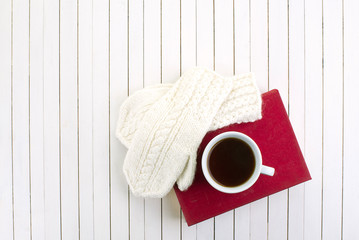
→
(174, 89, 311, 226)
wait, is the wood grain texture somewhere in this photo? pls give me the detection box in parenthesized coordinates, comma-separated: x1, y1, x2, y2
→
(304, 0, 323, 239)
(12, 0, 31, 238)
(109, 0, 129, 239)
(43, 0, 61, 238)
(343, 1, 359, 239)
(59, 0, 79, 239)
(29, 0, 45, 239)
(0, 0, 13, 239)
(322, 0, 343, 239)
(93, 0, 111, 238)
(2, 0, 354, 239)
(78, 0, 94, 238)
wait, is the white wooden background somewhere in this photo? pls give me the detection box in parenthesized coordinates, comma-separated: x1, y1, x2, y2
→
(1, 0, 358, 239)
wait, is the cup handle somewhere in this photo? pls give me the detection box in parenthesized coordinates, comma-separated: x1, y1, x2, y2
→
(261, 165, 275, 176)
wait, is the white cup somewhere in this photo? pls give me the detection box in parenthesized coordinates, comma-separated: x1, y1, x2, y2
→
(201, 131, 275, 194)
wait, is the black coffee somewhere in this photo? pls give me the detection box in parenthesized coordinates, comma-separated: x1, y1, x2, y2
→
(208, 138, 255, 187)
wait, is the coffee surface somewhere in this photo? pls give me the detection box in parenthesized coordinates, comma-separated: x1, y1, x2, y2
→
(208, 138, 255, 187)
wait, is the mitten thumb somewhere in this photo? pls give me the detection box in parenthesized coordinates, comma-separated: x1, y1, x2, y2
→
(176, 151, 197, 191)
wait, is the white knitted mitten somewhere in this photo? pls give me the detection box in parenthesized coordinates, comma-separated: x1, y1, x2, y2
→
(122, 68, 234, 197)
(116, 73, 261, 148)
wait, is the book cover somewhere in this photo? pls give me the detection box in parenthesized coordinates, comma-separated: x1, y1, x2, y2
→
(174, 89, 311, 226)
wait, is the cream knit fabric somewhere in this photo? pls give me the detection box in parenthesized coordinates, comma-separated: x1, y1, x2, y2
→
(117, 67, 262, 198)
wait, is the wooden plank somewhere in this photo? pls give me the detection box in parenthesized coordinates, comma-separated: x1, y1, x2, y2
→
(250, 0, 268, 92)
(181, 0, 196, 73)
(234, 206, 250, 240)
(288, 0, 305, 239)
(343, 7, 359, 240)
(214, 0, 233, 76)
(250, 0, 268, 239)
(144, 198, 161, 240)
(180, 0, 197, 238)
(288, 0, 305, 172)
(59, 0, 79, 238)
(92, 0, 111, 238)
(29, 0, 45, 239)
(12, 0, 31, 238)
(322, 0, 343, 239)
(161, 0, 181, 239)
(162, 0, 181, 83)
(129, 0, 144, 93)
(78, 0, 94, 238)
(197, 0, 214, 70)
(234, 0, 251, 237)
(109, 0, 129, 239)
(234, 0, 250, 74)
(162, 190, 181, 240)
(196, 1, 215, 239)
(143, 0, 162, 239)
(128, 0, 145, 239)
(268, 0, 288, 239)
(268, 191, 287, 240)
(303, 0, 323, 239)
(213, 0, 234, 238)
(196, 219, 214, 240)
(182, 213, 196, 240)
(250, 200, 267, 240)
(43, 0, 61, 238)
(268, 0, 288, 107)
(0, 0, 13, 239)
(343, 0, 359, 238)
(143, 0, 162, 85)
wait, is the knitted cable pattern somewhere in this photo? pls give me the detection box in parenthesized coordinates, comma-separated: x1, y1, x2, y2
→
(116, 85, 172, 148)
(130, 69, 200, 189)
(116, 72, 261, 147)
(209, 73, 262, 130)
(144, 73, 233, 193)
(123, 68, 233, 197)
